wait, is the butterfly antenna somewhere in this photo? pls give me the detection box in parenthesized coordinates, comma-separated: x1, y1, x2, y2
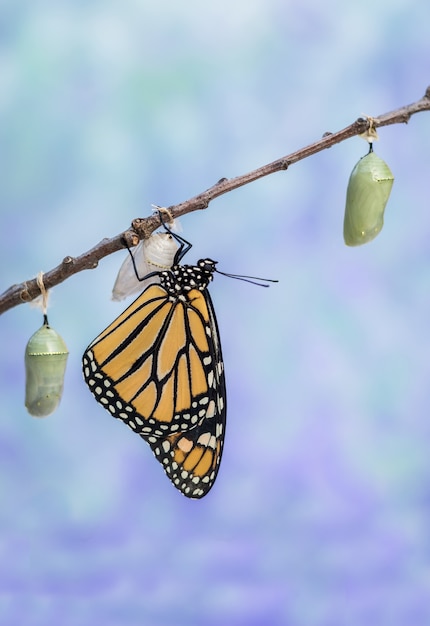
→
(215, 269, 278, 288)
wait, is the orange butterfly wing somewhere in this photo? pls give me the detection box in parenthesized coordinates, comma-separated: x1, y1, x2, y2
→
(83, 270, 226, 498)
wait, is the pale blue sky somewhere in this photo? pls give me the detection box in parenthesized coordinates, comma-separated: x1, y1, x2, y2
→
(1, 2, 430, 624)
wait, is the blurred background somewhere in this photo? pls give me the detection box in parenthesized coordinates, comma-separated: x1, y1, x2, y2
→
(1, 1, 430, 624)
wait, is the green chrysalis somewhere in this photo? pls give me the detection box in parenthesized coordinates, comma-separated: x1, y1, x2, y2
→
(25, 315, 69, 417)
(343, 147, 394, 246)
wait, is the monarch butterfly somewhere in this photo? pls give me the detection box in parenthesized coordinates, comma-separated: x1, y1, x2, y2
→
(83, 225, 226, 498)
(25, 315, 69, 417)
(83, 223, 276, 498)
(112, 231, 179, 301)
(343, 145, 394, 246)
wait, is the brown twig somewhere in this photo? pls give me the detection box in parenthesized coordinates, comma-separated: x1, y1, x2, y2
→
(1, 87, 430, 316)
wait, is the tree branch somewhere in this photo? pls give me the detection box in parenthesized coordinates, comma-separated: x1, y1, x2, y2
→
(1, 87, 430, 316)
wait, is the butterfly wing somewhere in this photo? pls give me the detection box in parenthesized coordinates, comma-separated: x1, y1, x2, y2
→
(148, 290, 226, 498)
(82, 283, 226, 497)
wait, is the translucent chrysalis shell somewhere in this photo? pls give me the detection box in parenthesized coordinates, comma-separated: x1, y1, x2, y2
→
(25, 319, 69, 417)
(112, 232, 179, 301)
(343, 150, 394, 246)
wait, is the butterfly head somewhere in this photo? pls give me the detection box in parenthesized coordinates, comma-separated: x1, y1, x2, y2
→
(196, 258, 217, 277)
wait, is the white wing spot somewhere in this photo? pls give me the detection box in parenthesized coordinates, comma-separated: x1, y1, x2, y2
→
(177, 438, 193, 453)
(197, 432, 216, 448)
(206, 400, 216, 418)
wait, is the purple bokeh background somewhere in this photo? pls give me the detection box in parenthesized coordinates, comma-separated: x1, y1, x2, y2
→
(1, 2, 430, 624)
